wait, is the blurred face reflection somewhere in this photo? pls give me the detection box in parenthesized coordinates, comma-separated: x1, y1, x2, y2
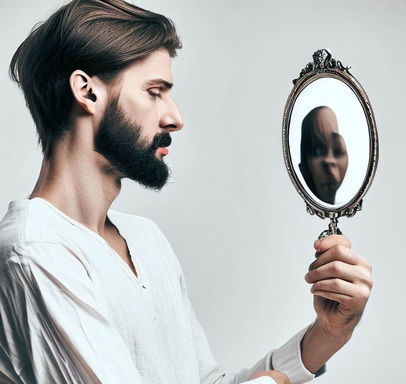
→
(299, 107, 348, 204)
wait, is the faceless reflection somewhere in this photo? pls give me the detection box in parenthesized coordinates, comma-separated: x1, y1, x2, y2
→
(299, 106, 348, 204)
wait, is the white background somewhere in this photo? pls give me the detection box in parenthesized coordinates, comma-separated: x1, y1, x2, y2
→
(0, 1, 404, 383)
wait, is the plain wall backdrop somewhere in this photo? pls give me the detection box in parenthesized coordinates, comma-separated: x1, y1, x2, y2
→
(0, 1, 404, 383)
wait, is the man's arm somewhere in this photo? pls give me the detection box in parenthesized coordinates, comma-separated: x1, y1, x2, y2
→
(301, 235, 373, 373)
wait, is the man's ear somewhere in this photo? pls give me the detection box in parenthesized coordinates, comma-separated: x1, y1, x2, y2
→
(69, 70, 98, 115)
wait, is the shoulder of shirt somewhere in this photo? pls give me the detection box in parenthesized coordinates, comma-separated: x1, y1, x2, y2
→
(0, 199, 54, 253)
(0, 200, 29, 247)
(0, 200, 169, 260)
(0, 199, 90, 253)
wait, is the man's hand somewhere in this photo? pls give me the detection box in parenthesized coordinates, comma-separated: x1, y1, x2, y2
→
(301, 234, 372, 373)
(305, 235, 372, 334)
(250, 370, 290, 384)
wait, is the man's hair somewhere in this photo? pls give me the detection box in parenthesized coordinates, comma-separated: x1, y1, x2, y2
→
(9, 0, 182, 157)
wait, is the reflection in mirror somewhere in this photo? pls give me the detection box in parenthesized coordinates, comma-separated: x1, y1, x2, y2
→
(282, 49, 378, 233)
(299, 106, 348, 205)
(289, 77, 370, 210)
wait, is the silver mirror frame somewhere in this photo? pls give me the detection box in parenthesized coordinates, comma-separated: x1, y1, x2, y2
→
(282, 49, 378, 221)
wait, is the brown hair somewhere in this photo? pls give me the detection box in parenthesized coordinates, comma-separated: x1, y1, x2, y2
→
(9, 0, 182, 157)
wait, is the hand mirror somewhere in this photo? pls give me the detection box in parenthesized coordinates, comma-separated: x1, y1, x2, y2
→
(282, 49, 378, 237)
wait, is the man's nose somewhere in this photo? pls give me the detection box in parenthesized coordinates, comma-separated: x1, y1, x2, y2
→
(159, 98, 184, 132)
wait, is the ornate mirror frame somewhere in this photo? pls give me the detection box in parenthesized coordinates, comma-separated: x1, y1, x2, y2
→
(282, 49, 378, 227)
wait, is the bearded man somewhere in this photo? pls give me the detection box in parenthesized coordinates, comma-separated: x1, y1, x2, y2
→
(0, 1, 372, 383)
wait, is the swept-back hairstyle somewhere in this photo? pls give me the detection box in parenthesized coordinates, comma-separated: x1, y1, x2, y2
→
(9, 0, 182, 157)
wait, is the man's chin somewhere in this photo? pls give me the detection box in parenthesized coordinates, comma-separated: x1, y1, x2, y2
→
(126, 172, 170, 191)
(137, 180, 168, 191)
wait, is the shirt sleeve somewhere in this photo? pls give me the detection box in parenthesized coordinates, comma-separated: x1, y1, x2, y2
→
(0, 241, 144, 384)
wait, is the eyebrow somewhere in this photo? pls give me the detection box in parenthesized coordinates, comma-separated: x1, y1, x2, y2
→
(145, 78, 174, 89)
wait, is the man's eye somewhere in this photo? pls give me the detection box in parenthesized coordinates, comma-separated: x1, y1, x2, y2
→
(148, 88, 162, 99)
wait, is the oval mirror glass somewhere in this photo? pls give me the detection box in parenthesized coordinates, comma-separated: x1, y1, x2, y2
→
(282, 49, 378, 230)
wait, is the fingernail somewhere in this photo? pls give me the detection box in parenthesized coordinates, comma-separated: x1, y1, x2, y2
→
(314, 239, 321, 251)
(304, 273, 309, 282)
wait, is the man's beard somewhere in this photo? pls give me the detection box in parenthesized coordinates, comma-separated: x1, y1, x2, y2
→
(94, 97, 172, 190)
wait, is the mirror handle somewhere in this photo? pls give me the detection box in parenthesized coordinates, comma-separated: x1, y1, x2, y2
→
(319, 217, 342, 239)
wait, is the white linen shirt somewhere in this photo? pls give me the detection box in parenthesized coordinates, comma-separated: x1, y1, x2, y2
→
(0, 198, 315, 384)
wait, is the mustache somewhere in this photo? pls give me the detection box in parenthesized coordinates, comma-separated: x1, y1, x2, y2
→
(151, 133, 172, 150)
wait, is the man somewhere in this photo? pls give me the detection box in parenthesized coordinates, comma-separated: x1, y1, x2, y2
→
(0, 0, 372, 383)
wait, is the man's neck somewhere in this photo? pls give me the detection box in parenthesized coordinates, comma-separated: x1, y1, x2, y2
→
(30, 143, 121, 236)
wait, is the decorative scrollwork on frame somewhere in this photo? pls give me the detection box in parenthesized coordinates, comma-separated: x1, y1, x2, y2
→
(294, 62, 314, 85)
(293, 49, 351, 85)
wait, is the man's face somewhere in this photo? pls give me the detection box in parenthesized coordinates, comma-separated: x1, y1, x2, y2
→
(95, 49, 183, 190)
(306, 108, 348, 204)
